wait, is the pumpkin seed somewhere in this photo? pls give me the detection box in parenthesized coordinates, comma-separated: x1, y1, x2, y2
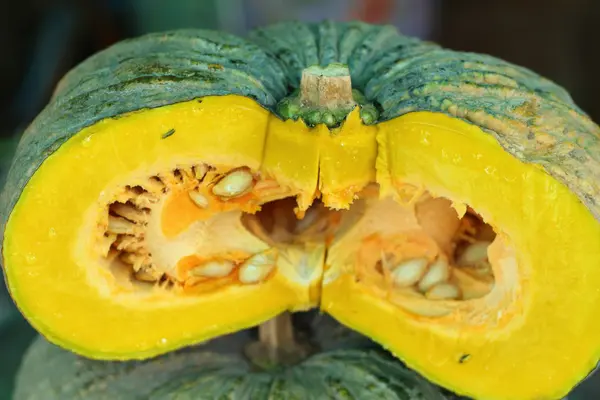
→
(418, 256, 450, 292)
(390, 258, 429, 287)
(188, 190, 209, 209)
(452, 268, 494, 299)
(190, 260, 235, 278)
(212, 168, 254, 198)
(425, 283, 461, 300)
(238, 249, 277, 284)
(456, 241, 494, 281)
(110, 203, 147, 224)
(107, 216, 137, 235)
(457, 241, 491, 267)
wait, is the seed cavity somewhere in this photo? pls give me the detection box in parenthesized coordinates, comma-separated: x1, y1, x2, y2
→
(190, 260, 235, 278)
(98, 163, 293, 294)
(238, 249, 277, 284)
(369, 197, 497, 310)
(98, 164, 497, 312)
(212, 168, 254, 198)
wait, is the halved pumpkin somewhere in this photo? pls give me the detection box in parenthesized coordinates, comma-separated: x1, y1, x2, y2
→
(2, 21, 600, 400)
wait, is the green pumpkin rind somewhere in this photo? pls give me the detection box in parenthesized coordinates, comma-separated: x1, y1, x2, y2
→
(14, 332, 447, 400)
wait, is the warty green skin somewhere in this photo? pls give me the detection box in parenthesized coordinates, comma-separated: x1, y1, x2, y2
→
(1, 20, 599, 250)
(14, 333, 446, 400)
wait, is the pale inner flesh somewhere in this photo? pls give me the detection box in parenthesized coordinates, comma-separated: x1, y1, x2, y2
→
(94, 162, 511, 319)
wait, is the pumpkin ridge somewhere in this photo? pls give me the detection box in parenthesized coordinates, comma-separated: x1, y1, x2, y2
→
(312, 20, 340, 66)
(58, 53, 286, 101)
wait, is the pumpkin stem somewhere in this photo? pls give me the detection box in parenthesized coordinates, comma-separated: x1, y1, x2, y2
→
(299, 64, 356, 111)
(259, 312, 296, 358)
(245, 312, 310, 369)
(276, 63, 379, 127)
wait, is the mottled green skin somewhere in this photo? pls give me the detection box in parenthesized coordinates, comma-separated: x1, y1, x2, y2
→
(14, 333, 445, 400)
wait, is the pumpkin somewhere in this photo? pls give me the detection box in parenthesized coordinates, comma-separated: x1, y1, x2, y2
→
(1, 20, 599, 400)
(13, 313, 448, 400)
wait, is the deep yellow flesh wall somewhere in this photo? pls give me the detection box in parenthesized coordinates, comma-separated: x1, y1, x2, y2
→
(319, 108, 377, 209)
(262, 116, 322, 212)
(323, 112, 600, 400)
(261, 108, 377, 212)
(319, 109, 377, 209)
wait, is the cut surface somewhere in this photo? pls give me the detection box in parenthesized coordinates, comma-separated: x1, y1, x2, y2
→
(4, 98, 600, 400)
(323, 112, 600, 400)
(3, 96, 371, 358)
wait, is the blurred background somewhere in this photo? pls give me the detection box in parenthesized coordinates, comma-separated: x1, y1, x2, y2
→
(0, 0, 599, 398)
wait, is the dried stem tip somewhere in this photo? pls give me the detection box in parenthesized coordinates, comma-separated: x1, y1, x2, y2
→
(299, 64, 356, 110)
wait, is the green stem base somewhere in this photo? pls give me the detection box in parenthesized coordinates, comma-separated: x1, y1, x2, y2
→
(276, 64, 379, 128)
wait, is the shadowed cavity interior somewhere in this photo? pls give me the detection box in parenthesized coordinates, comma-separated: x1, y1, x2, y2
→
(95, 163, 506, 318)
